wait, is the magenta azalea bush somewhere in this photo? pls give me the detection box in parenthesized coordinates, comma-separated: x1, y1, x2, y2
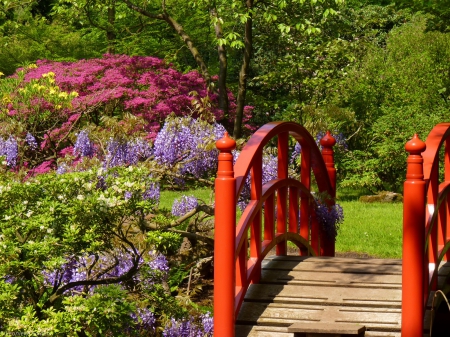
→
(0, 55, 253, 175)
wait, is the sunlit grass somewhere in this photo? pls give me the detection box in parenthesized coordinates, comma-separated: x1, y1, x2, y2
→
(159, 187, 404, 259)
(159, 187, 214, 210)
(335, 201, 403, 258)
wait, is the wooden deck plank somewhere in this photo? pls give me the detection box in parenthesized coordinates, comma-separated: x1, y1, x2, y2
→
(244, 284, 402, 308)
(262, 259, 402, 275)
(264, 255, 402, 265)
(235, 325, 403, 337)
(261, 269, 402, 288)
(237, 302, 401, 330)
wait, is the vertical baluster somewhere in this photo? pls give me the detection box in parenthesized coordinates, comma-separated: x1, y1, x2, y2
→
(214, 132, 236, 337)
(429, 162, 439, 290)
(402, 134, 426, 337)
(264, 195, 275, 242)
(445, 138, 450, 261)
(289, 186, 299, 234)
(300, 146, 311, 255)
(320, 131, 336, 256)
(250, 152, 262, 283)
(277, 132, 289, 255)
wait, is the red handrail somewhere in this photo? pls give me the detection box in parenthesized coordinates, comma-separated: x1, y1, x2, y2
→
(402, 123, 450, 337)
(214, 122, 336, 337)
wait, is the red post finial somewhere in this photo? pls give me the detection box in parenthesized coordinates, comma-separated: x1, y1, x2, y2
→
(216, 132, 236, 179)
(216, 132, 236, 152)
(320, 130, 336, 148)
(405, 134, 426, 180)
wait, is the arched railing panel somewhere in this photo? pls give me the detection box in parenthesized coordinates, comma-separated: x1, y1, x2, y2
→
(214, 122, 336, 337)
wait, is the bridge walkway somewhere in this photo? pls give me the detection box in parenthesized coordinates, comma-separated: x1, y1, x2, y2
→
(235, 256, 450, 337)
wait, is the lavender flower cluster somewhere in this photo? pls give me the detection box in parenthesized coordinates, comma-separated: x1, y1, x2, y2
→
(171, 195, 198, 216)
(0, 136, 18, 167)
(104, 137, 153, 168)
(74, 130, 95, 157)
(25, 132, 38, 150)
(315, 201, 344, 240)
(163, 312, 213, 337)
(153, 117, 226, 182)
(42, 250, 169, 294)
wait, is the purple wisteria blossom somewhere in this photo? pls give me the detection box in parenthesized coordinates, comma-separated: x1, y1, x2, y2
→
(142, 182, 160, 203)
(0, 136, 18, 167)
(42, 250, 170, 294)
(163, 313, 213, 337)
(153, 117, 226, 182)
(131, 307, 156, 332)
(74, 130, 95, 157)
(104, 138, 152, 167)
(25, 132, 38, 150)
(56, 163, 68, 174)
(315, 201, 344, 240)
(104, 138, 128, 167)
(171, 195, 198, 216)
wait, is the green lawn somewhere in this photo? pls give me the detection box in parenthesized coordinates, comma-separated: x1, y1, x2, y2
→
(335, 201, 403, 259)
(159, 187, 404, 259)
(159, 187, 214, 210)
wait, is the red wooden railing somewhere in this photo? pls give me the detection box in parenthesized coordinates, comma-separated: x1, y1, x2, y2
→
(402, 123, 450, 337)
(213, 122, 336, 337)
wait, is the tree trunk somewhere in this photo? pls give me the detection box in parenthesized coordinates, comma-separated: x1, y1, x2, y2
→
(233, 0, 253, 139)
(211, 8, 229, 117)
(107, 3, 116, 54)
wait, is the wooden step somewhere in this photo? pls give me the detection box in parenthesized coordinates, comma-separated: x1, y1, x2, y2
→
(288, 322, 366, 336)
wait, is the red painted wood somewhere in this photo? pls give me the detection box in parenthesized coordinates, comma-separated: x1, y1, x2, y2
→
(214, 122, 336, 335)
(250, 153, 262, 283)
(402, 133, 426, 337)
(300, 146, 311, 255)
(320, 131, 337, 256)
(214, 132, 236, 337)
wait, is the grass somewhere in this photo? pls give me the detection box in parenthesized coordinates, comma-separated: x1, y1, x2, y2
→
(159, 186, 214, 210)
(335, 201, 403, 259)
(158, 186, 404, 259)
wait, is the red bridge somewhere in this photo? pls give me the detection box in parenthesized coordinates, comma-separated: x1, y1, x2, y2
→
(213, 122, 450, 337)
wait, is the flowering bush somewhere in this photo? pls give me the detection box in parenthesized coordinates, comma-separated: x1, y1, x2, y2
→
(0, 55, 254, 175)
(314, 195, 344, 240)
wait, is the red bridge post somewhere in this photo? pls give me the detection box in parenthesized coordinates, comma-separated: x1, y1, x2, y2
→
(402, 134, 426, 337)
(320, 131, 336, 256)
(214, 132, 236, 337)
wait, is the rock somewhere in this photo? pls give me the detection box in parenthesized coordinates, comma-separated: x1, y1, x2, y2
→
(359, 191, 403, 203)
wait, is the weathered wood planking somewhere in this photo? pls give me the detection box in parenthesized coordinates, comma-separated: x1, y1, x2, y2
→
(236, 256, 444, 336)
(237, 256, 404, 337)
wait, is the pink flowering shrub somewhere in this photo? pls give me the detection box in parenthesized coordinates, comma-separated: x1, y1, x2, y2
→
(0, 55, 254, 173)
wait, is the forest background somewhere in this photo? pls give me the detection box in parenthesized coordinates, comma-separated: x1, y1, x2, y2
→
(2, 0, 450, 191)
(1, 0, 450, 335)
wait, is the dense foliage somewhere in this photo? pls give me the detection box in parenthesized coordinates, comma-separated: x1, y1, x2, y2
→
(1, 0, 450, 334)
